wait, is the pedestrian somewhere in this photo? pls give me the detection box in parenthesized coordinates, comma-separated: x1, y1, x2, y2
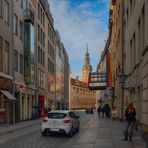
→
(97, 105, 102, 118)
(123, 102, 136, 142)
(102, 105, 105, 118)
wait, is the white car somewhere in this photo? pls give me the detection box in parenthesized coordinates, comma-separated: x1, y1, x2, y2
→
(41, 110, 80, 137)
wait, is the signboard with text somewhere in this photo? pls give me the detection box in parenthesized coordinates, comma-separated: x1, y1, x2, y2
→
(88, 72, 107, 90)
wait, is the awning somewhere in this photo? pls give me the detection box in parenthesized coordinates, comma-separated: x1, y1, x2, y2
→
(0, 90, 17, 101)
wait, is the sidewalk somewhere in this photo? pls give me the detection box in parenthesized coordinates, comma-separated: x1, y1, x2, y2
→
(0, 118, 41, 136)
(72, 112, 147, 148)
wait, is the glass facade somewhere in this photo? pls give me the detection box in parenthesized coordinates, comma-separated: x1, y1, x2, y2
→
(24, 22, 35, 84)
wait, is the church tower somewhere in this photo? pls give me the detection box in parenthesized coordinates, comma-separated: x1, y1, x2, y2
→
(82, 44, 92, 83)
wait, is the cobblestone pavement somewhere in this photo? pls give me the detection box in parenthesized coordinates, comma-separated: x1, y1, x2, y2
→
(0, 111, 147, 148)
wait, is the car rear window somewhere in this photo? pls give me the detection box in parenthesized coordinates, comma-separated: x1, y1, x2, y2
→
(47, 113, 67, 119)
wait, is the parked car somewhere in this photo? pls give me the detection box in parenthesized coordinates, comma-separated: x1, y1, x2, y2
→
(85, 108, 94, 114)
(41, 110, 80, 137)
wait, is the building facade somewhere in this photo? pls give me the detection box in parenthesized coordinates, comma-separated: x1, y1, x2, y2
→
(123, 0, 148, 129)
(70, 46, 96, 110)
(96, 46, 110, 108)
(108, 0, 148, 130)
(0, 0, 15, 124)
(70, 77, 96, 110)
(108, 0, 124, 118)
(0, 0, 70, 124)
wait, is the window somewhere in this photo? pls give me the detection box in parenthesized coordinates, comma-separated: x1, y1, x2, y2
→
(43, 51, 45, 66)
(38, 25, 40, 41)
(20, 54, 23, 74)
(138, 18, 141, 58)
(41, 29, 42, 44)
(38, 3, 40, 19)
(130, 39, 132, 70)
(48, 41, 50, 54)
(14, 14, 18, 35)
(0, 36, 3, 72)
(0, 95, 4, 109)
(23, 0, 26, 10)
(4, 0, 9, 24)
(14, 49, 18, 71)
(38, 47, 40, 63)
(0, 0, 2, 18)
(38, 69, 40, 87)
(69, 112, 77, 118)
(19, 21, 23, 41)
(48, 58, 49, 71)
(43, 13, 45, 27)
(141, 5, 145, 51)
(4, 41, 9, 74)
(43, 32, 45, 47)
(47, 113, 66, 119)
(41, 8, 42, 23)
(48, 23, 49, 36)
(20, 0, 23, 8)
(133, 33, 136, 66)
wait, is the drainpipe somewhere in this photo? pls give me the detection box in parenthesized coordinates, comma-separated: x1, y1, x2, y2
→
(121, 0, 124, 122)
(12, 1, 16, 124)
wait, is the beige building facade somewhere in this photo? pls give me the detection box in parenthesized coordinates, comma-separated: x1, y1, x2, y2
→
(70, 46, 95, 110)
(123, 0, 148, 129)
(70, 77, 96, 110)
(108, 0, 148, 130)
(0, 0, 15, 124)
(108, 0, 124, 118)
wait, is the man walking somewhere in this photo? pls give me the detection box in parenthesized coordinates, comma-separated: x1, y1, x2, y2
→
(97, 105, 102, 118)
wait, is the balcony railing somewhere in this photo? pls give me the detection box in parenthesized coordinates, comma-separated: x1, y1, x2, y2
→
(24, 9, 34, 24)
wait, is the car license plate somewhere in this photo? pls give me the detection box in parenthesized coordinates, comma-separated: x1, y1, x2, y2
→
(50, 128, 59, 131)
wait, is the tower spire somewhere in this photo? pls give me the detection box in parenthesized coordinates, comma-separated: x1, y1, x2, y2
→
(82, 44, 93, 83)
(86, 43, 88, 54)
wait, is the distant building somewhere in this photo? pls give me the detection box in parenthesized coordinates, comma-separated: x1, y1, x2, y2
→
(70, 46, 96, 109)
(70, 77, 96, 109)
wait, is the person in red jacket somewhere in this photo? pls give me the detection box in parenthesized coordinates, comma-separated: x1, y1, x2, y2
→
(123, 103, 136, 142)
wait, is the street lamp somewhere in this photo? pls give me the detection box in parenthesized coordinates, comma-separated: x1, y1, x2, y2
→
(118, 71, 128, 121)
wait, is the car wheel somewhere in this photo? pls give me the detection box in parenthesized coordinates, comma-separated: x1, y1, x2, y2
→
(68, 127, 74, 137)
(42, 129, 48, 136)
(76, 125, 80, 133)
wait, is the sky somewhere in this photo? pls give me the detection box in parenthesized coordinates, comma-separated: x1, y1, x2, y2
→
(49, 0, 109, 79)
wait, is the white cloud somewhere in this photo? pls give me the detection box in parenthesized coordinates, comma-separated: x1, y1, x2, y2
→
(49, 0, 109, 76)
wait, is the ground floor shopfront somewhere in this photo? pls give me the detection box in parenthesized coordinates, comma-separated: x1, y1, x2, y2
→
(0, 75, 16, 124)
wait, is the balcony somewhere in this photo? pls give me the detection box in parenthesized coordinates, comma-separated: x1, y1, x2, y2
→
(24, 9, 34, 24)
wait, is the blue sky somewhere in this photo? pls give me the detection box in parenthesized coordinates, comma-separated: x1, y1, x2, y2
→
(49, 0, 109, 79)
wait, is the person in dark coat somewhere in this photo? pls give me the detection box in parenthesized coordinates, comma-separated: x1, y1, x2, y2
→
(123, 103, 136, 142)
(102, 105, 106, 118)
(97, 106, 102, 118)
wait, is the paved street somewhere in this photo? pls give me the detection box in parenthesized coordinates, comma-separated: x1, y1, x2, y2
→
(0, 111, 147, 148)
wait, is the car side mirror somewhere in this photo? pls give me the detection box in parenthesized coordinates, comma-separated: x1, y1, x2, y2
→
(76, 116, 80, 119)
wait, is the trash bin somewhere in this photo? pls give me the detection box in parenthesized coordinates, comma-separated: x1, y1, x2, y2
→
(32, 106, 40, 119)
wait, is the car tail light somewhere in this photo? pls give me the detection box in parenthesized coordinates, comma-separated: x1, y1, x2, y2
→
(42, 119, 48, 122)
(63, 120, 70, 123)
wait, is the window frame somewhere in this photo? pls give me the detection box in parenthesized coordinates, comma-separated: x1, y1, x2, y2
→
(4, 0, 9, 24)
(0, 0, 2, 18)
(13, 14, 18, 35)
